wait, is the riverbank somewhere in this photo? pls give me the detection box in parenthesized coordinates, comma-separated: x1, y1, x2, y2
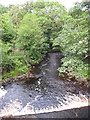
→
(0, 51, 89, 92)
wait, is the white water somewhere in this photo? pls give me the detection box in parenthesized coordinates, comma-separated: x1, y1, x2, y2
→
(0, 94, 89, 117)
(0, 87, 7, 98)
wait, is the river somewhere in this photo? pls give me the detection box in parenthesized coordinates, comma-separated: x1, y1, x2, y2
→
(0, 52, 89, 118)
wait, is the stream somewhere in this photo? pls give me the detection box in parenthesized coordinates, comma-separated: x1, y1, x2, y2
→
(0, 52, 89, 117)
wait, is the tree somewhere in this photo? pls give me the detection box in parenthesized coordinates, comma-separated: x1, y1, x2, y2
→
(0, 4, 8, 14)
(17, 13, 49, 64)
(1, 13, 15, 42)
(34, 1, 67, 49)
(54, 3, 88, 80)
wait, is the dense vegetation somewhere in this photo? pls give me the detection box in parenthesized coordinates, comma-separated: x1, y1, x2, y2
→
(54, 2, 89, 81)
(0, 0, 89, 82)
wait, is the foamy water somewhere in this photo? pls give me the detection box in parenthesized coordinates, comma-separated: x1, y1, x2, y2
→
(0, 94, 89, 117)
(0, 87, 7, 98)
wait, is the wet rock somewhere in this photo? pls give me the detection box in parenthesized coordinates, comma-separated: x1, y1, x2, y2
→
(80, 97, 87, 102)
(2, 73, 42, 85)
(29, 94, 32, 97)
(74, 97, 80, 102)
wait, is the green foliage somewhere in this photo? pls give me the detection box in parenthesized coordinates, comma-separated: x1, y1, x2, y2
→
(54, 4, 89, 80)
(1, 13, 16, 42)
(8, 5, 27, 26)
(1, 42, 28, 79)
(58, 57, 88, 79)
(0, 4, 8, 14)
(17, 13, 49, 64)
(34, 1, 67, 47)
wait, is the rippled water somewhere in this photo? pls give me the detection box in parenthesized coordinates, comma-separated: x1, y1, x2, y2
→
(0, 52, 89, 117)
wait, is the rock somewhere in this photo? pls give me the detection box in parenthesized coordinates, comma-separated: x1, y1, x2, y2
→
(74, 97, 80, 102)
(80, 97, 87, 102)
(29, 94, 32, 97)
(59, 75, 64, 80)
(7, 114, 13, 117)
(1, 86, 4, 89)
(70, 76, 76, 81)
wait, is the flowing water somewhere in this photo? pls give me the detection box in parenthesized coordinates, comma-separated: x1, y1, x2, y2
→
(0, 52, 89, 117)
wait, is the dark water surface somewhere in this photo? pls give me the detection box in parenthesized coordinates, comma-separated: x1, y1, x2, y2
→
(0, 52, 89, 117)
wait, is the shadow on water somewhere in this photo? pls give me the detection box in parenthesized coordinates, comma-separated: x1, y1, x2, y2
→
(0, 52, 89, 117)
